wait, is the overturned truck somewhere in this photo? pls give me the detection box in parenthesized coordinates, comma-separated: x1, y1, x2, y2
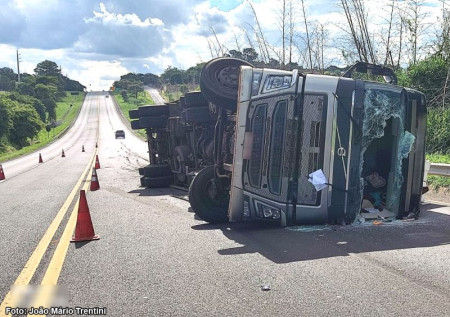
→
(130, 58, 427, 226)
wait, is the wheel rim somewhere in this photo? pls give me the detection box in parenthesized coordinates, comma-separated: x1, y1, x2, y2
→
(216, 66, 240, 90)
(204, 178, 228, 207)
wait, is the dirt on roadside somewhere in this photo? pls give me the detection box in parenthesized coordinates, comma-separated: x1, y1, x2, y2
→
(423, 187, 450, 205)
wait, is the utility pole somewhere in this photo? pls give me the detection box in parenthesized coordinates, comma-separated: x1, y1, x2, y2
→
(16, 50, 21, 83)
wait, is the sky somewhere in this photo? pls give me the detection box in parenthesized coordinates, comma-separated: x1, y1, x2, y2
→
(0, 0, 445, 90)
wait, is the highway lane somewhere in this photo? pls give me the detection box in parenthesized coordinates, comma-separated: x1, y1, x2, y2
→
(1, 92, 449, 316)
(0, 93, 97, 180)
(0, 92, 103, 313)
(145, 86, 166, 104)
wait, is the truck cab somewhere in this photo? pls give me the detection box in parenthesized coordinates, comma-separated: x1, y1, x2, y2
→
(188, 59, 427, 226)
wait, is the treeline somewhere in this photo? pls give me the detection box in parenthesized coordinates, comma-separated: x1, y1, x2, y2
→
(0, 60, 85, 151)
(113, 52, 343, 100)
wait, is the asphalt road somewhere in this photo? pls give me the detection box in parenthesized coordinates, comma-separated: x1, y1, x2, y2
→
(145, 87, 166, 105)
(0, 92, 449, 317)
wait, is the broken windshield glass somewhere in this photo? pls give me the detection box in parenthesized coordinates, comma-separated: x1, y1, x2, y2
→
(357, 83, 415, 221)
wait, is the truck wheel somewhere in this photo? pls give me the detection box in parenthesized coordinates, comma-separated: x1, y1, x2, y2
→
(144, 164, 173, 177)
(189, 166, 229, 223)
(183, 91, 208, 108)
(144, 175, 173, 188)
(129, 109, 140, 119)
(183, 107, 214, 124)
(138, 105, 170, 117)
(139, 115, 168, 129)
(131, 120, 142, 130)
(140, 176, 145, 187)
(200, 58, 253, 112)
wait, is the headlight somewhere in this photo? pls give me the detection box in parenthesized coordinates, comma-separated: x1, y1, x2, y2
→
(256, 201, 281, 220)
(262, 206, 273, 218)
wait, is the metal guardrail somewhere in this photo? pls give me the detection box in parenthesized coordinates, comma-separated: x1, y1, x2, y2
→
(429, 163, 450, 177)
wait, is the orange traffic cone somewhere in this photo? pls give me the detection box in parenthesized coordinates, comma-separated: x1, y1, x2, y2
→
(39, 153, 43, 163)
(82, 145, 85, 152)
(62, 149, 66, 158)
(95, 155, 101, 169)
(70, 190, 100, 242)
(0, 164, 5, 180)
(90, 167, 100, 191)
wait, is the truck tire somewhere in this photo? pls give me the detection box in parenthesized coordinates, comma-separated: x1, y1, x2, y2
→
(129, 109, 140, 119)
(144, 164, 172, 178)
(200, 58, 253, 112)
(184, 91, 208, 108)
(189, 166, 229, 223)
(139, 167, 145, 176)
(140, 176, 145, 187)
(138, 105, 170, 117)
(131, 120, 142, 130)
(144, 175, 173, 188)
(139, 115, 168, 129)
(179, 96, 186, 107)
(183, 107, 214, 124)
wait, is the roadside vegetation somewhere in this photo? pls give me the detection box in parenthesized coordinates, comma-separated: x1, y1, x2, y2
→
(0, 92, 85, 162)
(112, 89, 154, 139)
(0, 60, 85, 162)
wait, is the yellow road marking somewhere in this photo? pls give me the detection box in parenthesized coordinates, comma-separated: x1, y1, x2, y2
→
(27, 99, 101, 315)
(27, 170, 93, 314)
(0, 152, 96, 316)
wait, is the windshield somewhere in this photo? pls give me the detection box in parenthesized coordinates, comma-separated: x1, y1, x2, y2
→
(358, 83, 415, 218)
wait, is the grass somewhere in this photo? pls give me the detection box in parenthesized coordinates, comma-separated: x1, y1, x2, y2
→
(161, 90, 183, 102)
(0, 92, 86, 162)
(426, 153, 450, 190)
(113, 90, 154, 139)
(426, 153, 450, 164)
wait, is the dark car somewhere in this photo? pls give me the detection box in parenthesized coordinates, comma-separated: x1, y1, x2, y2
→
(115, 130, 125, 139)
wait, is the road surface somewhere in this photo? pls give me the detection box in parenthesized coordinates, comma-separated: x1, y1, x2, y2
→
(145, 86, 166, 104)
(0, 92, 449, 316)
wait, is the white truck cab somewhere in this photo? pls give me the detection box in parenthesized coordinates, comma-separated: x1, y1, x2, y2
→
(216, 63, 427, 226)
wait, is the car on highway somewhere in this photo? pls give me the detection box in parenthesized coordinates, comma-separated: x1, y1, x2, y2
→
(115, 130, 125, 139)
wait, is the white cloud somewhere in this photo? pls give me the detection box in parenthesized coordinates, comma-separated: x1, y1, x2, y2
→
(87, 3, 164, 27)
(0, 0, 446, 90)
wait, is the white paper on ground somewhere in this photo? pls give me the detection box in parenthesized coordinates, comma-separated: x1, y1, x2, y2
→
(308, 169, 328, 191)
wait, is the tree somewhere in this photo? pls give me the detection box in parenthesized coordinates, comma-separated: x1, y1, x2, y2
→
(34, 60, 61, 76)
(62, 76, 86, 91)
(42, 98, 57, 120)
(127, 81, 144, 99)
(34, 83, 57, 101)
(433, 0, 450, 60)
(160, 66, 186, 85)
(242, 47, 259, 63)
(7, 93, 46, 122)
(0, 96, 12, 140)
(340, 0, 377, 64)
(17, 82, 35, 96)
(0, 67, 16, 91)
(398, 56, 450, 108)
(8, 102, 43, 148)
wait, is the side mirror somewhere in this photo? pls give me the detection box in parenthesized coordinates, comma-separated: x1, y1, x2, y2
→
(342, 62, 397, 85)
